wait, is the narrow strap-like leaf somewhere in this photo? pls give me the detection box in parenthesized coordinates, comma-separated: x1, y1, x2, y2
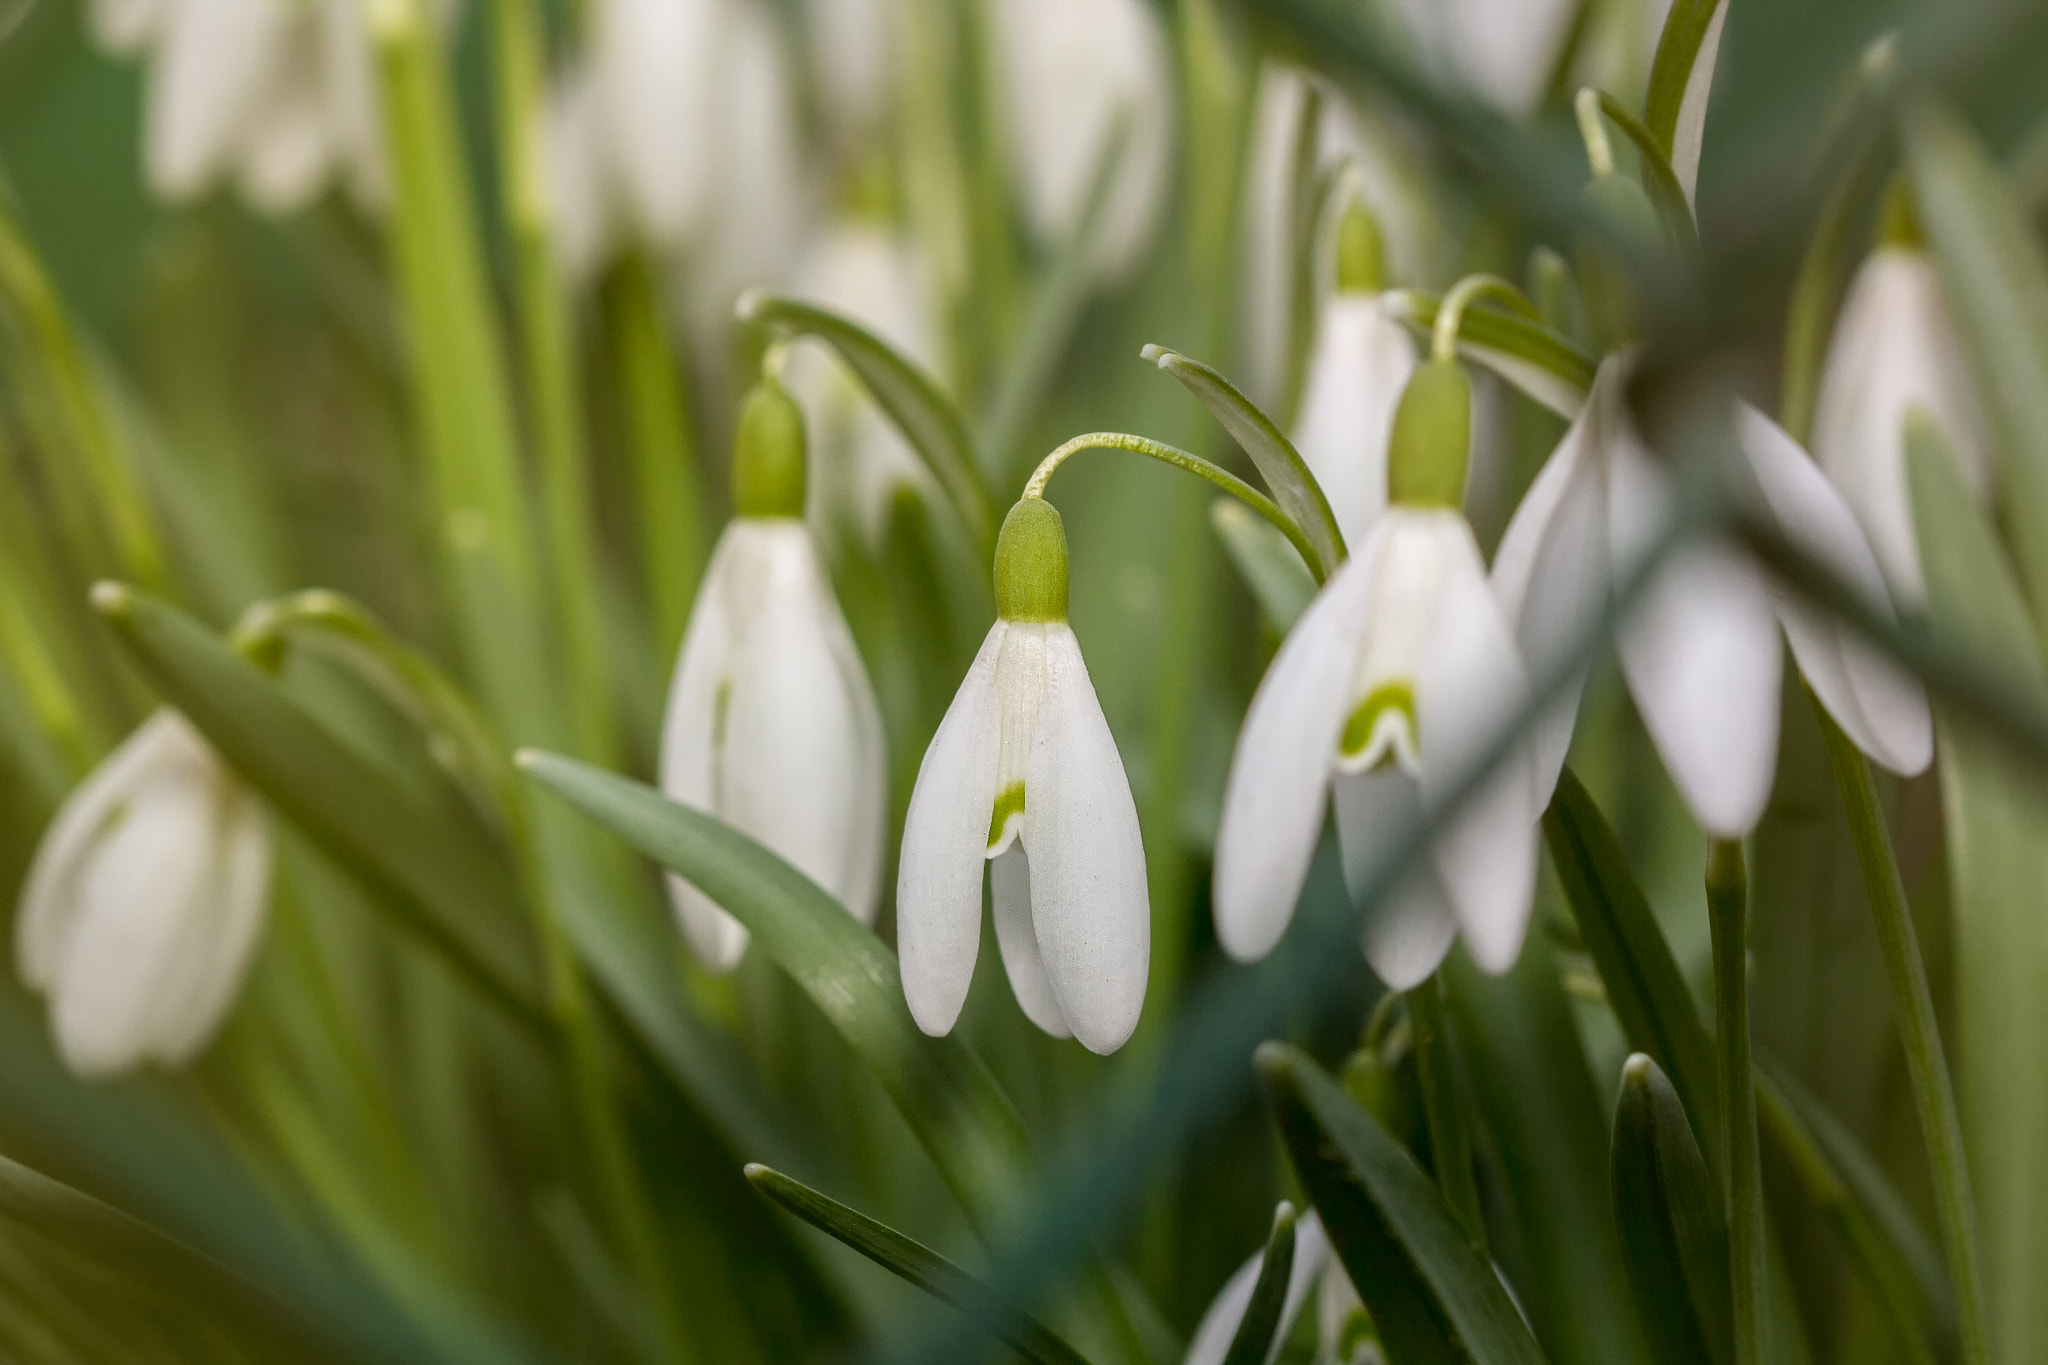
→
(1384, 293, 1595, 418)
(92, 585, 548, 1032)
(740, 292, 998, 559)
(1904, 97, 2048, 647)
(1257, 1042, 1548, 1365)
(1210, 499, 1315, 634)
(1610, 1054, 1732, 1365)
(1141, 346, 1347, 576)
(745, 1165, 1090, 1365)
(1220, 1203, 1298, 1365)
(1544, 770, 1722, 1169)
(1643, 0, 1727, 171)
(1595, 91, 1701, 250)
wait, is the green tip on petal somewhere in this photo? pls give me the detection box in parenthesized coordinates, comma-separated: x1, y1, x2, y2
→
(1877, 174, 1922, 249)
(731, 378, 808, 519)
(993, 498, 1069, 622)
(1335, 199, 1386, 294)
(1386, 360, 1471, 509)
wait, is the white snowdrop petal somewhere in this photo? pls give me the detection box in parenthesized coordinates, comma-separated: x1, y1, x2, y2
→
(88, 0, 166, 55)
(807, 0, 893, 135)
(1214, 544, 1381, 962)
(690, 3, 808, 330)
(1490, 390, 1607, 803)
(1397, 0, 1577, 117)
(597, 0, 723, 245)
(238, 50, 336, 214)
(1293, 295, 1417, 547)
(1418, 520, 1539, 974)
(1735, 404, 1932, 775)
(1334, 772, 1457, 990)
(1618, 537, 1783, 839)
(543, 64, 616, 281)
(1023, 626, 1148, 1055)
(897, 623, 1006, 1037)
(151, 790, 271, 1066)
(991, 0, 1171, 277)
(1182, 1212, 1331, 1365)
(1670, 0, 1729, 207)
(989, 846, 1070, 1039)
(1813, 248, 1992, 604)
(659, 525, 749, 970)
(145, 0, 291, 200)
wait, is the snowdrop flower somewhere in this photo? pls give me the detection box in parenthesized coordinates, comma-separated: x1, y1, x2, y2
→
(118, 0, 384, 212)
(1395, 0, 1578, 118)
(1292, 201, 1418, 547)
(803, 0, 896, 142)
(1215, 358, 1542, 988)
(1184, 1212, 1331, 1365)
(781, 221, 938, 538)
(897, 497, 1148, 1053)
(989, 0, 1172, 279)
(660, 379, 887, 970)
(17, 712, 270, 1078)
(590, 0, 727, 250)
(1812, 241, 1990, 604)
(1492, 359, 1933, 839)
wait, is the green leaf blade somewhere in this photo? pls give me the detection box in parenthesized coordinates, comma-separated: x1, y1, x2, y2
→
(1610, 1054, 1731, 1365)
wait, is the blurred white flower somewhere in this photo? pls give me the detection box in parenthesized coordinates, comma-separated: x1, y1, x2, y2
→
(783, 221, 940, 538)
(545, 0, 809, 300)
(897, 499, 1148, 1054)
(1395, 0, 1577, 117)
(659, 518, 887, 971)
(1812, 245, 1991, 605)
(17, 711, 271, 1078)
(990, 0, 1172, 279)
(804, 0, 896, 140)
(1293, 291, 1418, 548)
(1184, 1212, 1330, 1365)
(1215, 504, 1541, 989)
(119, 0, 386, 213)
(1492, 360, 1932, 839)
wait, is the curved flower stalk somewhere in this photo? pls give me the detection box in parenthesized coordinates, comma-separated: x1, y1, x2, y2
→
(1393, 0, 1578, 118)
(898, 498, 1148, 1054)
(1492, 359, 1933, 838)
(1812, 241, 1991, 604)
(660, 380, 887, 970)
(17, 711, 271, 1078)
(988, 0, 1172, 279)
(95, 0, 385, 212)
(782, 221, 941, 539)
(1216, 354, 1542, 989)
(1292, 202, 1419, 547)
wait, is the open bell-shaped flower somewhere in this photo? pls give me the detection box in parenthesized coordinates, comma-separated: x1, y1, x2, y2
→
(1812, 233, 1991, 605)
(659, 379, 888, 970)
(1492, 357, 1933, 840)
(17, 711, 271, 1078)
(897, 498, 1149, 1054)
(1216, 359, 1542, 989)
(1293, 201, 1418, 548)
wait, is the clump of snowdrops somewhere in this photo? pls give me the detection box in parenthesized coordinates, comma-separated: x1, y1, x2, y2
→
(0, 0, 2044, 1362)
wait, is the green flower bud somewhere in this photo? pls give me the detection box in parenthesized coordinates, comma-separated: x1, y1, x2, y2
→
(993, 497, 1069, 623)
(1385, 359, 1471, 509)
(1335, 199, 1386, 295)
(1576, 173, 1662, 352)
(730, 379, 808, 519)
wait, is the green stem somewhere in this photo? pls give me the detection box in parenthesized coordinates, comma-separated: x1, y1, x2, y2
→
(494, 0, 615, 766)
(1707, 839, 1766, 1365)
(1409, 973, 1485, 1253)
(1813, 698, 1992, 1365)
(1431, 274, 1536, 362)
(604, 253, 707, 665)
(1023, 433, 1320, 578)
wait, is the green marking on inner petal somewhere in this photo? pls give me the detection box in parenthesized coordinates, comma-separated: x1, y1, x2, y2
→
(986, 780, 1026, 850)
(1340, 682, 1416, 763)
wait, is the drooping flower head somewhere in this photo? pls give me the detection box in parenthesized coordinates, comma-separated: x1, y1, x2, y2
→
(659, 377, 887, 970)
(18, 711, 271, 1077)
(897, 498, 1149, 1053)
(1216, 355, 1542, 988)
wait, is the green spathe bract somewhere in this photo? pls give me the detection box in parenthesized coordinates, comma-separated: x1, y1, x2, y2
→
(1578, 173, 1663, 351)
(1336, 200, 1386, 295)
(994, 498, 1070, 623)
(729, 380, 808, 519)
(1386, 360, 1471, 509)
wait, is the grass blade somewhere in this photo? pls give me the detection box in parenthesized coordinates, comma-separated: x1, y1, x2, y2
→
(1257, 1042, 1547, 1365)
(1209, 499, 1315, 635)
(1610, 1054, 1731, 1365)
(745, 1165, 1090, 1365)
(1219, 1203, 1297, 1365)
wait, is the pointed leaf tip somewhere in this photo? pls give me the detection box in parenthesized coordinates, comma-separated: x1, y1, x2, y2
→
(1140, 343, 1170, 365)
(89, 581, 133, 616)
(1254, 1039, 1295, 1083)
